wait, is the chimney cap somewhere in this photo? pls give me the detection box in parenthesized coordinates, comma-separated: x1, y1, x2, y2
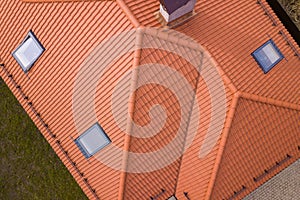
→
(160, 0, 190, 14)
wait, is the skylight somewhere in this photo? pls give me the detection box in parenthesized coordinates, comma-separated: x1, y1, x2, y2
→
(75, 123, 111, 158)
(12, 30, 45, 72)
(252, 39, 284, 73)
(167, 196, 178, 200)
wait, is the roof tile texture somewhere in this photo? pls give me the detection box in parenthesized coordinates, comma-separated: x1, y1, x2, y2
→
(121, 33, 234, 196)
(125, 0, 299, 103)
(175, 0, 300, 105)
(211, 98, 300, 199)
(0, 0, 299, 199)
(0, 1, 134, 199)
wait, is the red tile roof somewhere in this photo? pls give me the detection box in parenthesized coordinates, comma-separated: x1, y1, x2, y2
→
(211, 98, 300, 199)
(0, 0, 299, 200)
(0, 1, 134, 199)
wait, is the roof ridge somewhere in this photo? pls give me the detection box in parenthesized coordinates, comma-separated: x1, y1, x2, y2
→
(204, 91, 241, 200)
(240, 92, 300, 111)
(197, 47, 238, 95)
(116, 0, 140, 28)
(117, 28, 143, 200)
(204, 89, 299, 199)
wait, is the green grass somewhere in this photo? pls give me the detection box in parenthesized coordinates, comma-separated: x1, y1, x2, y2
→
(0, 78, 88, 200)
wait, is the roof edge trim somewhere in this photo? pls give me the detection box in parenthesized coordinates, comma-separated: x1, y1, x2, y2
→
(240, 92, 300, 111)
(0, 64, 100, 199)
(116, 0, 140, 28)
(204, 91, 241, 200)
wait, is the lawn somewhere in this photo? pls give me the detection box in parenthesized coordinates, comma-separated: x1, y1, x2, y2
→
(0, 78, 87, 200)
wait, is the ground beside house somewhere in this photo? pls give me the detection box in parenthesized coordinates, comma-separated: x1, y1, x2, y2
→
(244, 158, 300, 200)
(1, 74, 299, 199)
(0, 78, 87, 200)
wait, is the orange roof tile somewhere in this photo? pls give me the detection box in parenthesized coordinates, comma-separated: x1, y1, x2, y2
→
(0, 0, 299, 200)
(0, 1, 134, 199)
(210, 98, 300, 199)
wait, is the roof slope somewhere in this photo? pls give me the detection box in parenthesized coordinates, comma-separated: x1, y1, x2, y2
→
(0, 0, 299, 200)
(122, 0, 300, 199)
(123, 32, 233, 199)
(173, 1, 300, 199)
(125, 0, 300, 104)
(0, 1, 134, 199)
(211, 98, 300, 199)
(176, 0, 300, 105)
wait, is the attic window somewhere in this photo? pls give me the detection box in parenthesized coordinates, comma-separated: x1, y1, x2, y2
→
(252, 40, 284, 73)
(167, 196, 178, 200)
(12, 30, 45, 72)
(75, 123, 111, 158)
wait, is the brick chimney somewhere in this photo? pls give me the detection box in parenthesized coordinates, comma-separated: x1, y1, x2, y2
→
(159, 0, 196, 23)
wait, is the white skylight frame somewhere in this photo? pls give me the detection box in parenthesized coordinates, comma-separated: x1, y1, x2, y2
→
(12, 30, 45, 73)
(75, 123, 111, 158)
(252, 39, 284, 74)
